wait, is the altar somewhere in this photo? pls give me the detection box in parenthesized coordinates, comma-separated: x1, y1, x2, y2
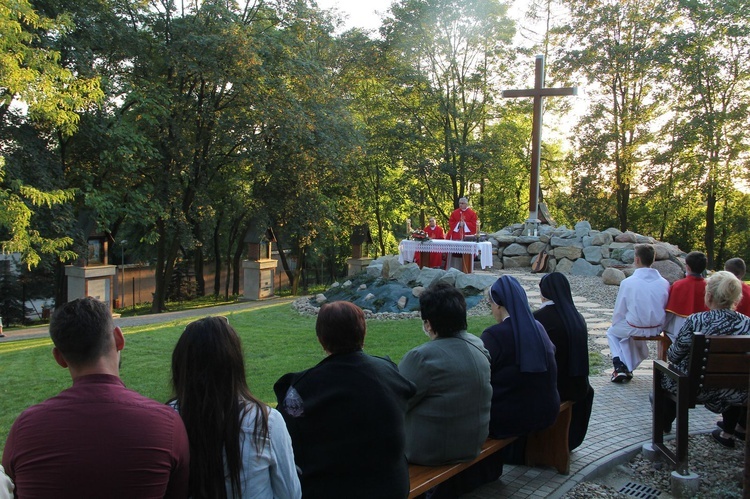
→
(398, 240, 493, 273)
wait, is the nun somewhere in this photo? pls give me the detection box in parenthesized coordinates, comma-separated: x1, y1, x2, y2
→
(534, 272, 595, 450)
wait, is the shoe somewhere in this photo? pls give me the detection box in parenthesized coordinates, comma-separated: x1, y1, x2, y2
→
(626, 371, 634, 380)
(711, 428, 735, 448)
(611, 369, 628, 383)
(717, 421, 746, 441)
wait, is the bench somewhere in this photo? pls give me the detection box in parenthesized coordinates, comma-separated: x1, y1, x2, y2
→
(408, 401, 573, 498)
(633, 331, 672, 362)
(652, 333, 750, 475)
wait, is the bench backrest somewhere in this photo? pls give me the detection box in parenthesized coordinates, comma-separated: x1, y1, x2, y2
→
(686, 333, 750, 403)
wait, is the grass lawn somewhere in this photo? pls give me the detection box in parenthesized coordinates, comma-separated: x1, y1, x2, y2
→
(0, 303, 497, 455)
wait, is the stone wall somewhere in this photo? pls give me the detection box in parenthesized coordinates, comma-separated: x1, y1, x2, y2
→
(487, 221, 687, 284)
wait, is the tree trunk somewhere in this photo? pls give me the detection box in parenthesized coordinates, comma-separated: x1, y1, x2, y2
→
(213, 220, 222, 296)
(705, 186, 716, 270)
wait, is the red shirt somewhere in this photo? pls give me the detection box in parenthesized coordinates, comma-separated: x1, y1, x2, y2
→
(665, 274, 708, 317)
(737, 282, 750, 316)
(2, 374, 190, 499)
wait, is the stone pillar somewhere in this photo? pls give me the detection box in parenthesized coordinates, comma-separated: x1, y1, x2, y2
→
(243, 259, 276, 300)
(65, 265, 117, 312)
(347, 257, 373, 276)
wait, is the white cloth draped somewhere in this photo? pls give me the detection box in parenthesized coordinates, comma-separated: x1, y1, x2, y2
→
(398, 240, 493, 269)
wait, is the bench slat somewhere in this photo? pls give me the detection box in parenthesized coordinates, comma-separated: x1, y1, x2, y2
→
(408, 437, 516, 498)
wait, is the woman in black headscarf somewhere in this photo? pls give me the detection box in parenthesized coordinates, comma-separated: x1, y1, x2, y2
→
(534, 272, 594, 450)
(481, 275, 560, 440)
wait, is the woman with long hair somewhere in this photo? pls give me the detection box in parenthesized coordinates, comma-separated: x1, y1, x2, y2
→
(170, 316, 301, 499)
(534, 272, 594, 450)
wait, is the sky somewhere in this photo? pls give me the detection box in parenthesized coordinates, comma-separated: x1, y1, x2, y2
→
(314, 0, 393, 32)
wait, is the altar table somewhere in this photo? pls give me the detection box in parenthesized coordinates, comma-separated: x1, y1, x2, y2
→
(398, 240, 493, 273)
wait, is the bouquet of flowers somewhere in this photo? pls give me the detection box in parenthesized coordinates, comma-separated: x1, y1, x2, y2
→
(410, 229, 430, 242)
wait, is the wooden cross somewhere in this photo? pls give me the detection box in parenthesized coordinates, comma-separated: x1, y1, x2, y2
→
(502, 55, 577, 230)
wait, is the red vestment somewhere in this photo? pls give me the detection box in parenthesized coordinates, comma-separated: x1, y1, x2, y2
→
(422, 224, 445, 268)
(447, 208, 478, 241)
(737, 282, 750, 316)
(665, 275, 708, 317)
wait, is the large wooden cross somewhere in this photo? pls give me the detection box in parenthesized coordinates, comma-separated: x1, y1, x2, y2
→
(502, 55, 577, 231)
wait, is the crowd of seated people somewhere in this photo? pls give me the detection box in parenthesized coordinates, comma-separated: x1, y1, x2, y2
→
(3, 275, 598, 499)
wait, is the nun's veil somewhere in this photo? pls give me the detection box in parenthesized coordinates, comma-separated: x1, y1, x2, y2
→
(489, 275, 549, 373)
(539, 272, 589, 377)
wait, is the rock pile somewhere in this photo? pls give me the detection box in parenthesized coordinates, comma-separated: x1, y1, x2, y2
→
(487, 221, 687, 284)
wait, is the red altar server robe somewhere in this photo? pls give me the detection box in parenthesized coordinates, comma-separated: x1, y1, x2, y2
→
(422, 224, 445, 268)
(447, 208, 478, 241)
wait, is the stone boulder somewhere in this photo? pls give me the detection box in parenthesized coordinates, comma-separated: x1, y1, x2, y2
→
(455, 273, 499, 292)
(583, 246, 604, 264)
(615, 231, 638, 243)
(554, 246, 583, 260)
(412, 286, 425, 297)
(575, 220, 592, 239)
(527, 241, 547, 254)
(503, 256, 532, 268)
(393, 263, 421, 286)
(503, 243, 528, 256)
(551, 237, 583, 249)
(414, 267, 445, 288)
(621, 249, 635, 264)
(570, 258, 603, 277)
(652, 259, 685, 284)
(555, 258, 575, 274)
(602, 268, 626, 285)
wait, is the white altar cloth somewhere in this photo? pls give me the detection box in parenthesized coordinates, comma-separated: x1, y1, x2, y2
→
(398, 240, 493, 269)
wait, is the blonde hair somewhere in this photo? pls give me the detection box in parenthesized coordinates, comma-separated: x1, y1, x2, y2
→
(706, 271, 742, 310)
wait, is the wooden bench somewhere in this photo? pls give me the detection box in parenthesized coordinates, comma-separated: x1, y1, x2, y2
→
(525, 400, 574, 474)
(408, 401, 573, 498)
(633, 331, 672, 362)
(652, 333, 750, 475)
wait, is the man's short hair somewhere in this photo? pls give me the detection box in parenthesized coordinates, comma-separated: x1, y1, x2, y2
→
(419, 282, 467, 337)
(50, 297, 114, 366)
(685, 251, 707, 274)
(316, 301, 366, 354)
(725, 257, 747, 280)
(458, 197, 468, 204)
(634, 244, 655, 267)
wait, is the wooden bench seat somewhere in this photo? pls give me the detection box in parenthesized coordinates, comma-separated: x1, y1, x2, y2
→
(408, 400, 573, 498)
(633, 331, 672, 361)
(652, 333, 750, 475)
(408, 437, 517, 498)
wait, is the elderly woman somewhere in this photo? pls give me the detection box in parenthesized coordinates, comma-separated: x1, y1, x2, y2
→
(534, 272, 594, 450)
(274, 301, 415, 499)
(662, 271, 750, 448)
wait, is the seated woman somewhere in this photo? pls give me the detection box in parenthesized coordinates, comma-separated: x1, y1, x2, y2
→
(399, 282, 492, 498)
(398, 282, 492, 466)
(483, 275, 560, 439)
(534, 272, 595, 450)
(274, 301, 415, 499)
(662, 270, 750, 448)
(169, 316, 301, 499)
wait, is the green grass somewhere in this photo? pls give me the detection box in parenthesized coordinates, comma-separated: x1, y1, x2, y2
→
(0, 303, 496, 456)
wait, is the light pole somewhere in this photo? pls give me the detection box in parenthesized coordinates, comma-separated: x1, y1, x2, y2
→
(120, 240, 127, 309)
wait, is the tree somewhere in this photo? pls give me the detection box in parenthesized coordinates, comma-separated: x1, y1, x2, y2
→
(554, 0, 673, 231)
(0, 0, 102, 268)
(382, 0, 515, 211)
(660, 0, 750, 268)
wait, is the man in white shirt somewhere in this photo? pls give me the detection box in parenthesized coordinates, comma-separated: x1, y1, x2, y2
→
(606, 244, 670, 382)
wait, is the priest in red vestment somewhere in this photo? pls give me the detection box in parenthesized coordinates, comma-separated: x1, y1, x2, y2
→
(422, 217, 445, 268)
(447, 197, 478, 241)
(664, 251, 708, 342)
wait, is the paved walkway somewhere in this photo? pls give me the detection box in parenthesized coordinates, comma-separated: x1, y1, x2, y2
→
(0, 281, 718, 497)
